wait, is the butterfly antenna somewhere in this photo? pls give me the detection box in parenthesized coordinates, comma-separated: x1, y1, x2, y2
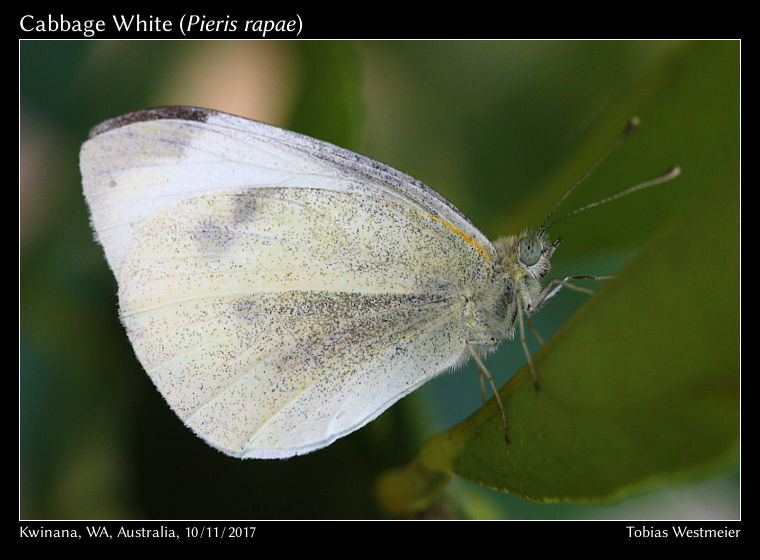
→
(538, 117, 641, 235)
(542, 165, 681, 232)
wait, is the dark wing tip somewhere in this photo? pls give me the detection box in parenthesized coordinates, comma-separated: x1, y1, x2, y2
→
(87, 106, 216, 138)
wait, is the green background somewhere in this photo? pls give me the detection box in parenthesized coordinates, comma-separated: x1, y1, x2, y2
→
(20, 40, 739, 519)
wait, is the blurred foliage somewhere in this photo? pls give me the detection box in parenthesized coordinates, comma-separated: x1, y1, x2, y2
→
(20, 40, 739, 519)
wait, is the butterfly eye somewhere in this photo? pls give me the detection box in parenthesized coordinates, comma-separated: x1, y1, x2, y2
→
(518, 236, 542, 266)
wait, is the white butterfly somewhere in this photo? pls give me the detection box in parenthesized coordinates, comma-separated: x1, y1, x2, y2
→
(80, 107, 678, 458)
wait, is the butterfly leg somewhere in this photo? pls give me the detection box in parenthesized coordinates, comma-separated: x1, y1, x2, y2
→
(466, 341, 509, 443)
(529, 274, 613, 314)
(476, 366, 488, 406)
(527, 314, 544, 345)
(517, 301, 540, 391)
(520, 275, 612, 388)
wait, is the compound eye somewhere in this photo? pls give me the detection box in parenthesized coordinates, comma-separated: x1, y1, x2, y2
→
(518, 236, 542, 266)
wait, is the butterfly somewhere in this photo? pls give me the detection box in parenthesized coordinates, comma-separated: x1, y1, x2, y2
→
(80, 107, 679, 458)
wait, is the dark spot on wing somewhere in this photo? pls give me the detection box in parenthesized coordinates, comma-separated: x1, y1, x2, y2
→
(193, 219, 235, 253)
(231, 191, 260, 224)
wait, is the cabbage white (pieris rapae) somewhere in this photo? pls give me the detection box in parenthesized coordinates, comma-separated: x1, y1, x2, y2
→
(80, 106, 679, 459)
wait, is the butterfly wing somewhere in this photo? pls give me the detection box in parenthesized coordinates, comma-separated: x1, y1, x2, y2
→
(117, 187, 490, 457)
(80, 106, 495, 277)
(80, 107, 494, 457)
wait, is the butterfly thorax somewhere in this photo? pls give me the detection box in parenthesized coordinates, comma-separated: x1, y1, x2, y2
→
(463, 231, 556, 349)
